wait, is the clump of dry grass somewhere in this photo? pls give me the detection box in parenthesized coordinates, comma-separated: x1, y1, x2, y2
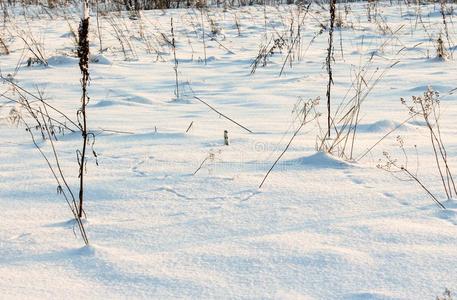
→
(377, 136, 445, 209)
(0, 77, 89, 244)
(0, 34, 9, 55)
(13, 23, 48, 66)
(377, 87, 457, 209)
(436, 288, 454, 300)
(250, 34, 285, 74)
(401, 88, 456, 200)
(436, 33, 448, 60)
(317, 58, 399, 161)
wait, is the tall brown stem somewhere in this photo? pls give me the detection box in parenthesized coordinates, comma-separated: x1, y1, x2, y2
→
(326, 0, 336, 138)
(78, 1, 90, 218)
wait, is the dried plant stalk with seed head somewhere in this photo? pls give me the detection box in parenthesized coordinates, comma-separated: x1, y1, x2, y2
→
(77, 0, 90, 220)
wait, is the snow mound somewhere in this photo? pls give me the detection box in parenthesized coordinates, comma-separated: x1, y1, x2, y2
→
(442, 199, 457, 209)
(90, 54, 111, 65)
(197, 55, 217, 63)
(355, 120, 406, 133)
(45, 218, 88, 228)
(408, 119, 427, 127)
(284, 152, 352, 169)
(91, 99, 117, 107)
(60, 32, 76, 38)
(72, 245, 96, 256)
(92, 95, 152, 107)
(47, 55, 78, 66)
(435, 199, 457, 225)
(47, 54, 111, 66)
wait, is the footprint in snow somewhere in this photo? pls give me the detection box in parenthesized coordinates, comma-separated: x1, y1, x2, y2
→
(344, 172, 367, 186)
(132, 156, 154, 177)
(8, 233, 31, 241)
(233, 189, 260, 202)
(350, 177, 365, 185)
(419, 200, 457, 225)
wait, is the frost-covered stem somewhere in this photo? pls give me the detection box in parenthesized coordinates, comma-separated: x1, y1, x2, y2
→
(78, 0, 90, 218)
(96, 0, 103, 53)
(418, 99, 450, 199)
(439, 0, 452, 55)
(430, 106, 457, 196)
(171, 17, 179, 99)
(326, 0, 336, 138)
(200, 8, 207, 65)
(349, 70, 363, 159)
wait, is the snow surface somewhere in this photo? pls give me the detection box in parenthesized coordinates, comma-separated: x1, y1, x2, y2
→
(1, 2, 457, 299)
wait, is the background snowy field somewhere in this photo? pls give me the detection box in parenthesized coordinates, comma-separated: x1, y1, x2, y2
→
(1, 1, 457, 299)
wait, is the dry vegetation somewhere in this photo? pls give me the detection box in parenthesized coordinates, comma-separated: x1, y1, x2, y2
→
(0, 0, 456, 247)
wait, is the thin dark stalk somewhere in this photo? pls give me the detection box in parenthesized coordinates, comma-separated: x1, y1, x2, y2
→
(77, 2, 90, 219)
(356, 114, 417, 161)
(22, 114, 89, 244)
(193, 96, 253, 133)
(193, 156, 209, 175)
(0, 93, 75, 132)
(419, 100, 451, 199)
(279, 3, 311, 77)
(259, 101, 318, 188)
(40, 109, 89, 242)
(186, 121, 193, 133)
(259, 120, 304, 189)
(96, 0, 103, 53)
(326, 0, 336, 138)
(1, 76, 79, 129)
(171, 17, 179, 99)
(200, 8, 207, 65)
(402, 167, 446, 209)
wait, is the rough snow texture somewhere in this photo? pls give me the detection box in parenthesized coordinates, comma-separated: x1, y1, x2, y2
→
(1, 2, 457, 299)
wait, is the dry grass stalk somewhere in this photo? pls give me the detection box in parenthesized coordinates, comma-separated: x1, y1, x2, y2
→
(77, 0, 90, 221)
